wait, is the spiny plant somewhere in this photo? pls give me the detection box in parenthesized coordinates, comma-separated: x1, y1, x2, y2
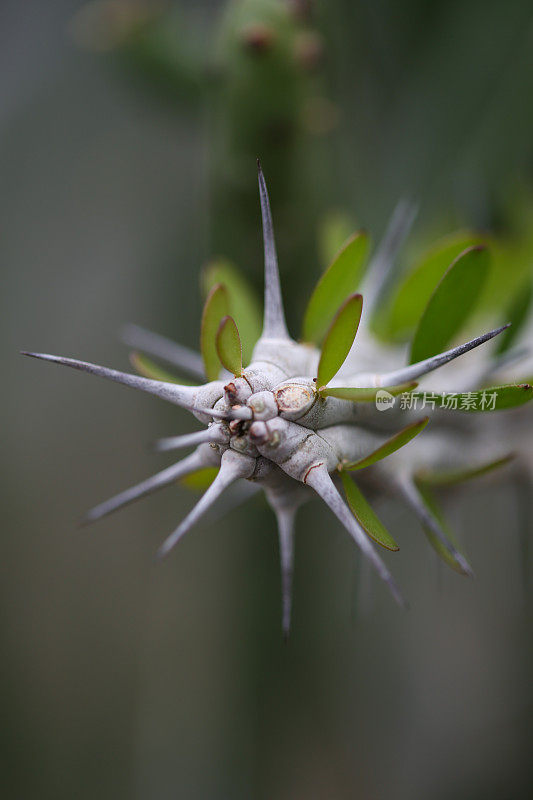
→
(23, 163, 532, 637)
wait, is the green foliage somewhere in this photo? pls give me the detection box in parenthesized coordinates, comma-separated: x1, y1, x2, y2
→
(317, 211, 356, 268)
(303, 232, 369, 345)
(201, 283, 230, 381)
(340, 472, 399, 551)
(380, 232, 482, 341)
(343, 418, 429, 470)
(316, 294, 363, 390)
(415, 481, 469, 574)
(321, 381, 417, 401)
(410, 246, 490, 363)
(129, 351, 191, 384)
(495, 279, 533, 354)
(202, 258, 262, 362)
(415, 455, 514, 487)
(216, 316, 243, 377)
(180, 467, 219, 491)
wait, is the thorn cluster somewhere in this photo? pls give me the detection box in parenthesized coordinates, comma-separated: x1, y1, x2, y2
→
(23, 163, 531, 637)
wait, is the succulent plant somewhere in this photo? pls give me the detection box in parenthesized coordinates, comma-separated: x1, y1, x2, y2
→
(23, 163, 532, 637)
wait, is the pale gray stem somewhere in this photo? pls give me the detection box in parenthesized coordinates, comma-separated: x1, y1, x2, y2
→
(121, 323, 205, 380)
(21, 352, 198, 408)
(155, 426, 227, 452)
(305, 465, 405, 606)
(375, 325, 509, 386)
(157, 449, 256, 559)
(257, 161, 290, 340)
(362, 198, 418, 312)
(395, 477, 474, 577)
(83, 444, 218, 524)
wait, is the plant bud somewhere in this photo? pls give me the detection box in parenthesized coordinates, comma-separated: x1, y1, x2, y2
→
(247, 391, 278, 420)
(225, 377, 252, 405)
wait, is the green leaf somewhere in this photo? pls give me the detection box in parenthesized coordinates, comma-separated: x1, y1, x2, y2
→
(381, 232, 482, 341)
(216, 316, 242, 377)
(180, 467, 219, 491)
(202, 258, 262, 363)
(317, 211, 356, 267)
(321, 381, 417, 401)
(200, 283, 229, 381)
(495, 279, 533, 355)
(340, 471, 399, 551)
(415, 454, 514, 487)
(415, 481, 468, 574)
(410, 246, 490, 364)
(407, 384, 533, 412)
(316, 294, 363, 390)
(129, 352, 192, 384)
(302, 232, 369, 344)
(344, 417, 429, 470)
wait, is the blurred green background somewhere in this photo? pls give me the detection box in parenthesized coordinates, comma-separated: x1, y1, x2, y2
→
(3, 1, 533, 798)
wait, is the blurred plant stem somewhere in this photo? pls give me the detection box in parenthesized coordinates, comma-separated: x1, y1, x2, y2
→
(71, 0, 340, 312)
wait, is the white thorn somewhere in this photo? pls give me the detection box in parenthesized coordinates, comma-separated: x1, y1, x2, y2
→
(305, 465, 405, 607)
(362, 198, 418, 312)
(157, 449, 256, 559)
(121, 323, 205, 380)
(396, 478, 474, 577)
(155, 426, 227, 452)
(257, 160, 290, 340)
(21, 351, 198, 408)
(83, 445, 218, 524)
(275, 505, 297, 640)
(376, 325, 510, 386)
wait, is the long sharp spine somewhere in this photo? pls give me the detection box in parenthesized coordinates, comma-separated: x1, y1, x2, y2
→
(21, 351, 198, 408)
(373, 325, 510, 386)
(257, 160, 290, 341)
(156, 449, 256, 559)
(121, 323, 206, 380)
(305, 465, 405, 607)
(275, 505, 297, 641)
(396, 478, 474, 577)
(83, 445, 218, 524)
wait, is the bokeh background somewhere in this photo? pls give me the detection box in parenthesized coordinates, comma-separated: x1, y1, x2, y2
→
(3, 1, 533, 798)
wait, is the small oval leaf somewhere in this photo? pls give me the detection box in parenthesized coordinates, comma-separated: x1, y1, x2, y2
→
(495, 279, 532, 355)
(202, 259, 262, 362)
(340, 472, 399, 551)
(410, 246, 490, 364)
(303, 232, 369, 344)
(317, 294, 363, 390)
(415, 454, 514, 487)
(380, 232, 482, 341)
(129, 352, 192, 385)
(344, 417, 429, 470)
(321, 381, 417, 401)
(216, 315, 242, 377)
(317, 211, 355, 268)
(201, 283, 229, 381)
